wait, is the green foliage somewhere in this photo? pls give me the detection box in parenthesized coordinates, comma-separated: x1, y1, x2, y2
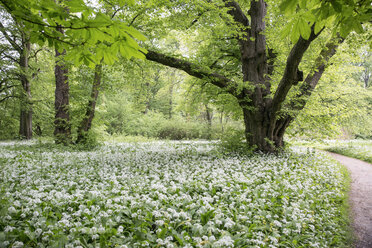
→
(280, 0, 371, 42)
(217, 128, 255, 155)
(1, 0, 147, 67)
(325, 140, 372, 164)
(158, 118, 211, 140)
(287, 42, 372, 139)
(74, 130, 100, 150)
(0, 99, 19, 140)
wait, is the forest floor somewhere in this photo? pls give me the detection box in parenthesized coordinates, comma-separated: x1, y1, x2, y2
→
(329, 152, 372, 248)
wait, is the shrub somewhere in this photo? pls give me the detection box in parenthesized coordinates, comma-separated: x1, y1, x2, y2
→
(217, 128, 255, 155)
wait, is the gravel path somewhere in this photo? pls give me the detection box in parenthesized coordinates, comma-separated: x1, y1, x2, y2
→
(329, 152, 372, 248)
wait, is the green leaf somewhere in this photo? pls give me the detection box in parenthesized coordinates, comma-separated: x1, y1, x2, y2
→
(290, 19, 301, 43)
(121, 25, 147, 41)
(103, 51, 115, 65)
(314, 21, 325, 34)
(93, 12, 112, 26)
(299, 0, 307, 9)
(299, 18, 311, 40)
(66, 0, 87, 13)
(280, 0, 298, 15)
(157, 227, 167, 239)
(281, 22, 292, 39)
(172, 230, 183, 246)
(330, 0, 342, 13)
(340, 17, 354, 38)
(351, 19, 364, 34)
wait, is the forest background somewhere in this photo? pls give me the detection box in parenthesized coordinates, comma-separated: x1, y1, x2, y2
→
(0, 0, 371, 148)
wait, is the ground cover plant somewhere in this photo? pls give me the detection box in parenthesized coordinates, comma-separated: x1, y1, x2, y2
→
(0, 141, 350, 247)
(324, 140, 372, 164)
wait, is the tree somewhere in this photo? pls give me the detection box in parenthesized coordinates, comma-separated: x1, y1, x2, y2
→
(135, 0, 371, 152)
(356, 49, 371, 89)
(0, 0, 147, 144)
(54, 25, 71, 144)
(0, 8, 35, 139)
(76, 64, 102, 143)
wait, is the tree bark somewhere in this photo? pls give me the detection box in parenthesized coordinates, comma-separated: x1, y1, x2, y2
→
(76, 64, 102, 144)
(0, 20, 33, 139)
(18, 37, 32, 139)
(54, 26, 71, 144)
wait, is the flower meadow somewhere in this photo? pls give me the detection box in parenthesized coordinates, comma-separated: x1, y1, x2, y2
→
(0, 141, 349, 247)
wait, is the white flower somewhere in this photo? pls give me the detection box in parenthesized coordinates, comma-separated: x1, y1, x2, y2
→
(98, 226, 105, 234)
(8, 206, 17, 213)
(35, 228, 43, 236)
(273, 220, 282, 227)
(4, 226, 15, 233)
(155, 220, 164, 226)
(214, 235, 234, 247)
(12, 241, 24, 248)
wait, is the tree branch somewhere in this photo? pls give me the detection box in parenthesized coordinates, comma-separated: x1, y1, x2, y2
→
(0, 21, 22, 52)
(144, 49, 238, 96)
(287, 35, 345, 113)
(273, 35, 344, 138)
(223, 0, 249, 27)
(0, 94, 17, 103)
(3, 53, 19, 63)
(271, 26, 320, 116)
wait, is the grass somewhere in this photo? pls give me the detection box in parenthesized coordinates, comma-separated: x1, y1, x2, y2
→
(0, 141, 350, 247)
(290, 139, 372, 164)
(324, 140, 372, 164)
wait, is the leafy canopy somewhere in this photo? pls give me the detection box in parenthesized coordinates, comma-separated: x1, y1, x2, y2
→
(280, 0, 372, 43)
(0, 0, 147, 66)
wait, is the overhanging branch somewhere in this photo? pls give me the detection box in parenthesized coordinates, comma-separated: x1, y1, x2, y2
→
(144, 50, 238, 96)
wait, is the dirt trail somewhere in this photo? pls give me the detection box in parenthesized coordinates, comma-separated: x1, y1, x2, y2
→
(329, 152, 372, 248)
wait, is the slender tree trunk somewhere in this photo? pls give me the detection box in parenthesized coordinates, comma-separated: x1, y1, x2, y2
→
(54, 27, 71, 144)
(168, 82, 174, 119)
(204, 104, 213, 139)
(205, 104, 213, 127)
(18, 36, 32, 139)
(220, 111, 224, 133)
(76, 64, 102, 144)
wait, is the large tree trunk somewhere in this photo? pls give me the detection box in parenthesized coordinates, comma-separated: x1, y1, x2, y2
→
(18, 39, 32, 139)
(144, 0, 342, 152)
(240, 102, 276, 152)
(76, 64, 102, 144)
(54, 27, 71, 144)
